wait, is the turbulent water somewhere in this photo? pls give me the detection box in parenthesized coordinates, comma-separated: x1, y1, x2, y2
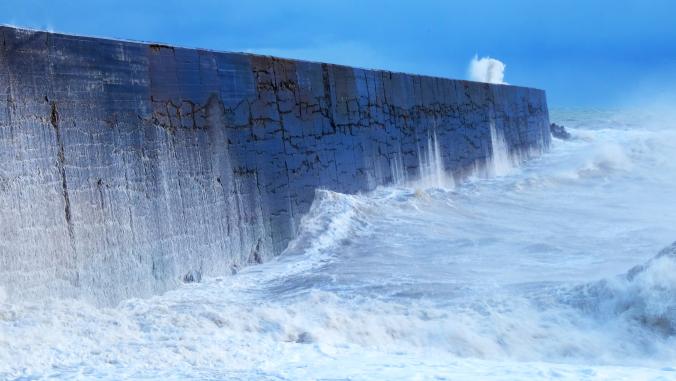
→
(3, 108, 676, 380)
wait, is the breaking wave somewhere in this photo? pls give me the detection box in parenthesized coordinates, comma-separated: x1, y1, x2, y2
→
(566, 242, 676, 338)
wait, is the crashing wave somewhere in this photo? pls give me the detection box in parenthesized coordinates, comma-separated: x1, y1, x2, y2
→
(566, 242, 676, 336)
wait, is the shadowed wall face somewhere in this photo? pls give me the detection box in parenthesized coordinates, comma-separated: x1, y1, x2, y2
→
(0, 26, 550, 305)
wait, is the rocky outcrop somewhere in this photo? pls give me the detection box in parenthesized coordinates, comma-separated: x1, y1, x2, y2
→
(550, 123, 572, 140)
(0, 26, 551, 305)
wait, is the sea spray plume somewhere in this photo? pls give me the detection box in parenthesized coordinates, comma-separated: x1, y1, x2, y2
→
(416, 130, 454, 189)
(468, 55, 507, 84)
(489, 123, 514, 176)
(384, 151, 407, 185)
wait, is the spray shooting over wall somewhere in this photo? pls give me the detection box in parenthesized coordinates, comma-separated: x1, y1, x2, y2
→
(468, 55, 507, 85)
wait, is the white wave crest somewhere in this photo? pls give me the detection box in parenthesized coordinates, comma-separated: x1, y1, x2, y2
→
(284, 189, 371, 258)
(577, 143, 633, 178)
(568, 242, 676, 337)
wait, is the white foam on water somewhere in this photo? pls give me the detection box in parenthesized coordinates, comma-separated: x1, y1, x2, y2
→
(3, 108, 676, 380)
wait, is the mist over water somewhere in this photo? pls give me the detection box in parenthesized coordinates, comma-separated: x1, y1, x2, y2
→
(3, 108, 676, 380)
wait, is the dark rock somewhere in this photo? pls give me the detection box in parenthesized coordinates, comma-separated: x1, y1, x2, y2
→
(295, 331, 315, 343)
(249, 239, 263, 265)
(550, 123, 572, 140)
(183, 270, 202, 283)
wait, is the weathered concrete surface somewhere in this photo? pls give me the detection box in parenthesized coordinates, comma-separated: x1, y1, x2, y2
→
(0, 26, 551, 304)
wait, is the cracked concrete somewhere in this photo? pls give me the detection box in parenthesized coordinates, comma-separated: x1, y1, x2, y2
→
(0, 26, 551, 305)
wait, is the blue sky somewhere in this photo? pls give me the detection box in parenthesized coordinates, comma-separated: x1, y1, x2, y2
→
(1, 0, 675, 106)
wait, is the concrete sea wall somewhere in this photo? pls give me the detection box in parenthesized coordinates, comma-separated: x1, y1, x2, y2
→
(0, 26, 551, 304)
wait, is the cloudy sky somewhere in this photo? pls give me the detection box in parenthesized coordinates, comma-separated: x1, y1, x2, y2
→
(2, 0, 674, 106)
